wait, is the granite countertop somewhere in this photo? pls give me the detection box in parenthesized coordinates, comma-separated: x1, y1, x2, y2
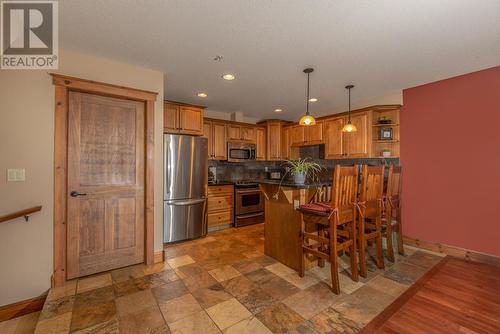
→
(208, 181, 234, 186)
(256, 179, 332, 189)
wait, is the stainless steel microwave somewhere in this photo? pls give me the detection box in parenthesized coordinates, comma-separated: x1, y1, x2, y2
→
(227, 142, 256, 162)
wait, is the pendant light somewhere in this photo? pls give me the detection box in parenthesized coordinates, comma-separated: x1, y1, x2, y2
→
(342, 84, 357, 132)
(299, 68, 316, 126)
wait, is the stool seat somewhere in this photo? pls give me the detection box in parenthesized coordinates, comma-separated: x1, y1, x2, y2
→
(298, 201, 331, 215)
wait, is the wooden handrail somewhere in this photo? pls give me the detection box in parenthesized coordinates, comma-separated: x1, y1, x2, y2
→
(0, 206, 42, 223)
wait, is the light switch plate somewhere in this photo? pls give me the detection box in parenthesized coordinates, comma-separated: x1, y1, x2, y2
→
(7, 168, 25, 182)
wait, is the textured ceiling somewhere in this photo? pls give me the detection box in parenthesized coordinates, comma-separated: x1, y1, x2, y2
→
(60, 0, 500, 121)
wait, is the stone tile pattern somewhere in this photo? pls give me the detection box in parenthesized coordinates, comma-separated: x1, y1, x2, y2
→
(29, 224, 440, 334)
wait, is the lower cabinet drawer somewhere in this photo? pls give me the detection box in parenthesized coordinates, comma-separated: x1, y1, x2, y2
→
(208, 211, 232, 227)
(207, 195, 233, 212)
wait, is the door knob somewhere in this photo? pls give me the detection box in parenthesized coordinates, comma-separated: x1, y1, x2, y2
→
(70, 191, 87, 197)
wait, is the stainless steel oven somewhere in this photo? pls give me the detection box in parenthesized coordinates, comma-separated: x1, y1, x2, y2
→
(227, 142, 256, 162)
(235, 182, 264, 227)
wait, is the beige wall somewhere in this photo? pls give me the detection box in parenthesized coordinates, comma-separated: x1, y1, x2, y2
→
(0, 49, 164, 306)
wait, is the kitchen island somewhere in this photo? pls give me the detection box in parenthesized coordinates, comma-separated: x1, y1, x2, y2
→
(259, 180, 331, 272)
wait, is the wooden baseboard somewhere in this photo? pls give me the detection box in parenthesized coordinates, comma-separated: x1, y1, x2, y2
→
(153, 250, 165, 264)
(403, 236, 500, 267)
(0, 294, 47, 322)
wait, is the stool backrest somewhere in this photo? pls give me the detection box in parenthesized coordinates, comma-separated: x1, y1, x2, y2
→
(331, 165, 359, 210)
(360, 165, 385, 203)
(312, 185, 332, 203)
(386, 165, 402, 201)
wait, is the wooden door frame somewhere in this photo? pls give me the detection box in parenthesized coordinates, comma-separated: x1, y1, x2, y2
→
(51, 73, 157, 288)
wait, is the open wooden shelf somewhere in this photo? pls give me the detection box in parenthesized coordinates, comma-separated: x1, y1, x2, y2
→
(373, 140, 400, 143)
(372, 123, 399, 127)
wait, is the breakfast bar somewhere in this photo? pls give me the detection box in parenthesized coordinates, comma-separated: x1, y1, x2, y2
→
(259, 180, 331, 272)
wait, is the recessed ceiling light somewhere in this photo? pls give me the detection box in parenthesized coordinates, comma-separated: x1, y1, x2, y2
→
(197, 92, 208, 98)
(309, 98, 318, 102)
(222, 73, 235, 81)
(274, 108, 283, 113)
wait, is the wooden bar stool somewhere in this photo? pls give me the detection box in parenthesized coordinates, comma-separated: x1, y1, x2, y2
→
(357, 165, 385, 277)
(298, 165, 359, 294)
(383, 165, 404, 262)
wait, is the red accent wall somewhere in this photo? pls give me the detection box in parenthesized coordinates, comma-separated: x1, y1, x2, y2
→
(401, 66, 500, 257)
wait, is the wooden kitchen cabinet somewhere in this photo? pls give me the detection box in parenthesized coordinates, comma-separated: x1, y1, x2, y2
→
(305, 122, 324, 143)
(207, 184, 234, 230)
(204, 120, 227, 160)
(227, 124, 256, 142)
(281, 127, 290, 160)
(324, 117, 345, 158)
(256, 127, 266, 160)
(289, 125, 305, 146)
(164, 101, 204, 135)
(324, 112, 369, 159)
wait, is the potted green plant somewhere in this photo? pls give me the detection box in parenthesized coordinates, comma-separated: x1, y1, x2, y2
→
(283, 158, 323, 184)
(381, 149, 391, 158)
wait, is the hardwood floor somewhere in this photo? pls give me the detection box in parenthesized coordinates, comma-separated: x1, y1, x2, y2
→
(361, 256, 500, 334)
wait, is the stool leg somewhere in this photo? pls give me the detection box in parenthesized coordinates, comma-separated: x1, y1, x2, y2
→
(299, 215, 306, 277)
(397, 207, 405, 255)
(349, 220, 359, 282)
(358, 214, 367, 278)
(318, 225, 325, 268)
(386, 212, 395, 262)
(375, 215, 385, 269)
(329, 221, 340, 294)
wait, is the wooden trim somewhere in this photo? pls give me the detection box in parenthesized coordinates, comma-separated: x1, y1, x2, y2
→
(359, 256, 449, 334)
(0, 206, 42, 223)
(205, 117, 265, 128)
(0, 293, 47, 322)
(51, 74, 158, 101)
(164, 99, 206, 109)
(154, 250, 165, 264)
(403, 236, 500, 267)
(52, 74, 157, 287)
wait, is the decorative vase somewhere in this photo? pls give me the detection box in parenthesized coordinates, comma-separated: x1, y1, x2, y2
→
(293, 173, 306, 184)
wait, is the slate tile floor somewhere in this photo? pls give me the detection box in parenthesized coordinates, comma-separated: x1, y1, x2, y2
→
(1, 224, 443, 334)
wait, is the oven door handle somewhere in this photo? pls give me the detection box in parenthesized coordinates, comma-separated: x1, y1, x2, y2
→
(236, 189, 261, 194)
(236, 212, 264, 219)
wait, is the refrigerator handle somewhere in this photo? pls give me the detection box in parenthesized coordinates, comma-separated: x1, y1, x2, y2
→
(165, 198, 206, 206)
(165, 141, 170, 195)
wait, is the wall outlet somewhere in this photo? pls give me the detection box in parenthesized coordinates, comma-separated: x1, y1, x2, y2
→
(7, 168, 25, 182)
(293, 200, 300, 210)
(264, 166, 269, 172)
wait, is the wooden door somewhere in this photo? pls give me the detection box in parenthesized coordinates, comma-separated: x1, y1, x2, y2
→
(164, 102, 179, 133)
(67, 92, 145, 279)
(227, 125, 241, 141)
(212, 122, 227, 160)
(281, 127, 290, 160)
(256, 127, 266, 160)
(325, 117, 345, 159)
(241, 126, 256, 142)
(290, 126, 305, 146)
(305, 122, 324, 143)
(203, 120, 213, 159)
(345, 113, 369, 157)
(179, 106, 203, 135)
(267, 123, 281, 160)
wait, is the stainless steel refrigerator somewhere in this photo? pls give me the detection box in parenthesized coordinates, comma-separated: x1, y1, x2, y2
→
(164, 134, 208, 243)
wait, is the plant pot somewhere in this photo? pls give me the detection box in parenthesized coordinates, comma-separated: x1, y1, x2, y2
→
(293, 173, 306, 184)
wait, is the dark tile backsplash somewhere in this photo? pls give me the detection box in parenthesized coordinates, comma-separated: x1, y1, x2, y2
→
(208, 157, 399, 182)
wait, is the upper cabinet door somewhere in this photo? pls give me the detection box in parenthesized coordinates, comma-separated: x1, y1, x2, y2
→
(267, 123, 282, 160)
(344, 113, 369, 157)
(164, 103, 179, 133)
(227, 125, 241, 141)
(281, 127, 290, 160)
(241, 126, 256, 142)
(256, 127, 266, 160)
(324, 117, 345, 159)
(290, 126, 305, 146)
(212, 122, 227, 160)
(179, 106, 204, 135)
(203, 120, 214, 159)
(305, 122, 324, 143)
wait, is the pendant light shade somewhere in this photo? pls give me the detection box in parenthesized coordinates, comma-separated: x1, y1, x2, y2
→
(299, 68, 316, 126)
(342, 84, 357, 132)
